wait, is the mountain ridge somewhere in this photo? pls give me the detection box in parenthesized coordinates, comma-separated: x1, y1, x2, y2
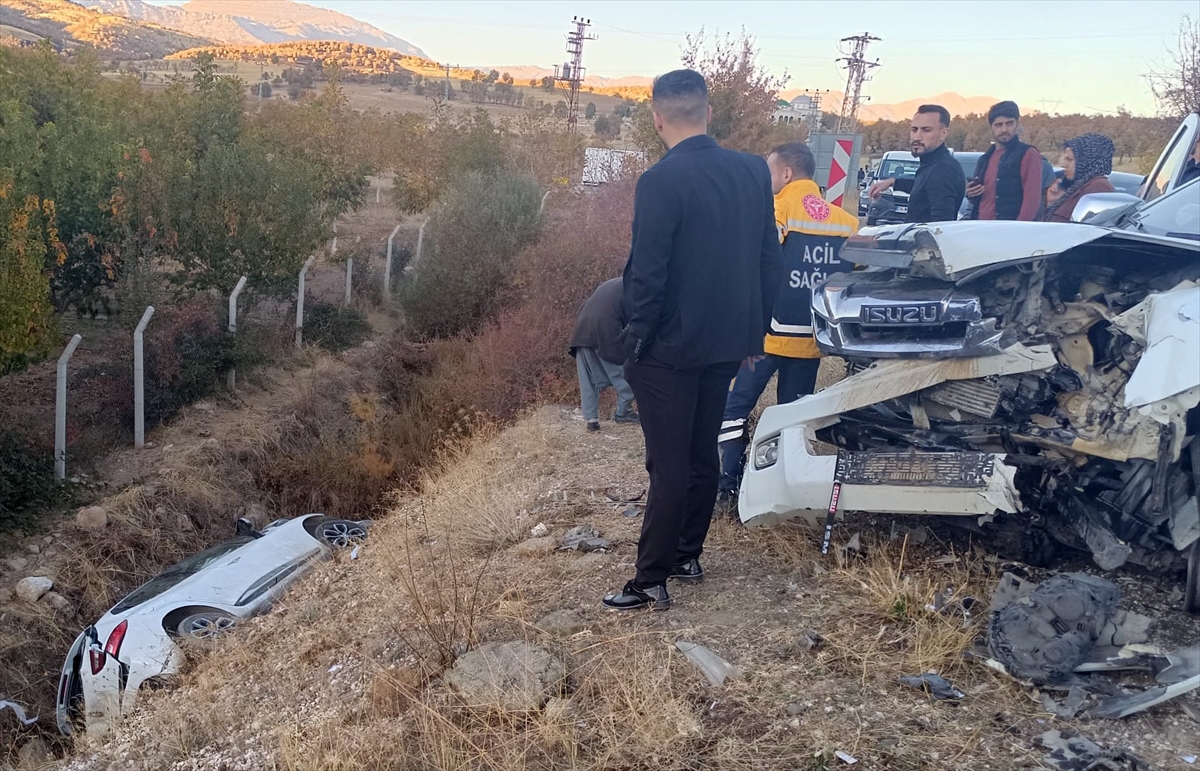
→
(76, 0, 427, 57)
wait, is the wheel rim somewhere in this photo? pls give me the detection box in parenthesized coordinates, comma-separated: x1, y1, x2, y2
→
(320, 521, 367, 548)
(184, 615, 235, 639)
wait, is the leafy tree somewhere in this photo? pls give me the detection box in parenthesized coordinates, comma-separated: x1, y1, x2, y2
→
(554, 100, 568, 118)
(630, 29, 785, 160)
(680, 29, 786, 154)
(585, 101, 596, 119)
(593, 114, 619, 139)
(402, 171, 543, 337)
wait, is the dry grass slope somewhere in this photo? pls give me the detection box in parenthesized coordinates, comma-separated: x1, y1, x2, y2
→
(61, 406, 1198, 771)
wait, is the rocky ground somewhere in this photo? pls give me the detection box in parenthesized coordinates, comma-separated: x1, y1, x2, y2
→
(16, 403, 1194, 771)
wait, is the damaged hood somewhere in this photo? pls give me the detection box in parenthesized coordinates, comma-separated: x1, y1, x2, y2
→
(842, 221, 1193, 281)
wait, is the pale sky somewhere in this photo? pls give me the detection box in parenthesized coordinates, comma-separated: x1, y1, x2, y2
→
(148, 0, 1195, 116)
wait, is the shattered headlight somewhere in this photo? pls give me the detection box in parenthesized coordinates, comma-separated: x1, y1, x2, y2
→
(753, 436, 780, 470)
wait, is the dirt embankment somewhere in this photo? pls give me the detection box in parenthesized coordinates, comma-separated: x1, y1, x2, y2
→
(45, 404, 1200, 771)
(0, 184, 427, 765)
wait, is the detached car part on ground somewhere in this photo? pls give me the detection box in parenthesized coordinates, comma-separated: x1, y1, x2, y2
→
(55, 514, 368, 737)
(741, 115, 1200, 613)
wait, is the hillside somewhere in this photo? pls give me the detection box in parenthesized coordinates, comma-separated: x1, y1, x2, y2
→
(164, 40, 428, 77)
(0, 0, 209, 57)
(78, 0, 426, 57)
(779, 89, 1003, 122)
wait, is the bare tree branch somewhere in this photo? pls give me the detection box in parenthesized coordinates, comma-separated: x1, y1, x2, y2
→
(1147, 14, 1200, 118)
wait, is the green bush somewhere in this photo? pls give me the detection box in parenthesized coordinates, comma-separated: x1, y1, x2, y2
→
(0, 430, 59, 532)
(143, 299, 236, 426)
(304, 300, 372, 352)
(401, 171, 543, 338)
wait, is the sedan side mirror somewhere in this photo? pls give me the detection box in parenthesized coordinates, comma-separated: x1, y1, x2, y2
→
(1071, 192, 1141, 223)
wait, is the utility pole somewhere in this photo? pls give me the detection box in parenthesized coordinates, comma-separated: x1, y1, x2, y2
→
(444, 62, 452, 100)
(803, 89, 829, 137)
(553, 16, 597, 134)
(835, 32, 881, 133)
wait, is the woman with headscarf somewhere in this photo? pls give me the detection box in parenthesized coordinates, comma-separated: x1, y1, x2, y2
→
(1041, 133, 1116, 222)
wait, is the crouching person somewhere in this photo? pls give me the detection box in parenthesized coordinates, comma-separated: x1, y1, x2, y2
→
(570, 278, 639, 431)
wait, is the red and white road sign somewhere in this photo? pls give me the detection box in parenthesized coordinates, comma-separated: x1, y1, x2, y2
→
(825, 138, 854, 209)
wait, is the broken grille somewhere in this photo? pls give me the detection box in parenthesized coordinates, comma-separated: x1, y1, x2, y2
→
(836, 451, 995, 488)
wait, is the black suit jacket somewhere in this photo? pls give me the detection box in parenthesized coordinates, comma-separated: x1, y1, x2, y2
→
(621, 134, 783, 368)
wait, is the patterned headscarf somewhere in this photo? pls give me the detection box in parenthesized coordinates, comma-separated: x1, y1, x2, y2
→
(1045, 133, 1115, 217)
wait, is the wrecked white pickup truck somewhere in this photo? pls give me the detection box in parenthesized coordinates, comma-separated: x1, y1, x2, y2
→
(740, 115, 1200, 613)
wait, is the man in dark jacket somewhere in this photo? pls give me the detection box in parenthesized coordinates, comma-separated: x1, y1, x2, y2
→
(569, 277, 638, 432)
(868, 105, 965, 222)
(966, 101, 1044, 221)
(603, 69, 783, 611)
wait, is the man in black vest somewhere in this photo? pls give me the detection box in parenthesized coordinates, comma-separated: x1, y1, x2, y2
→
(603, 69, 782, 611)
(966, 101, 1044, 221)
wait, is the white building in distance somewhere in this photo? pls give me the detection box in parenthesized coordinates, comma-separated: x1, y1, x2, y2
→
(773, 94, 824, 127)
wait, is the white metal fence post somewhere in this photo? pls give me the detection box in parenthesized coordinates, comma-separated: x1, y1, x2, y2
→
(539, 190, 551, 215)
(384, 223, 401, 303)
(296, 254, 317, 348)
(133, 306, 156, 449)
(415, 218, 428, 264)
(55, 334, 83, 481)
(227, 276, 247, 390)
(331, 220, 338, 256)
(345, 258, 353, 306)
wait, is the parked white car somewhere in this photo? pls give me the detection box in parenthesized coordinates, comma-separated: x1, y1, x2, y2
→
(55, 514, 368, 737)
(741, 114, 1200, 613)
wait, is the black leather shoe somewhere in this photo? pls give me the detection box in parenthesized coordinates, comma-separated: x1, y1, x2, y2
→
(669, 558, 704, 584)
(602, 580, 670, 611)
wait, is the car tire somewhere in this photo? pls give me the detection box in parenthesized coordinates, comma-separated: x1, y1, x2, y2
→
(1186, 539, 1200, 615)
(175, 610, 236, 640)
(308, 517, 368, 548)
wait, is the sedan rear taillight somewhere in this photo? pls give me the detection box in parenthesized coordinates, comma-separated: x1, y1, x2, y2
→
(104, 620, 128, 659)
(88, 621, 129, 675)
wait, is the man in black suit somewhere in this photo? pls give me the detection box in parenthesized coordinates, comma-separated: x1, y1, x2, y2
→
(603, 69, 783, 611)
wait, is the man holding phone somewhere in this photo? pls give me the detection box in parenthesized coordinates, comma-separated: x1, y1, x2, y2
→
(867, 104, 965, 223)
(966, 101, 1044, 221)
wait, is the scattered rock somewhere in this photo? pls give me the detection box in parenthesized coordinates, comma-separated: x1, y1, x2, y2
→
(511, 537, 558, 557)
(24, 544, 39, 555)
(4, 557, 29, 572)
(560, 525, 611, 552)
(15, 736, 50, 768)
(43, 592, 73, 614)
(445, 641, 565, 711)
(175, 513, 195, 533)
(75, 505, 109, 531)
(675, 640, 744, 686)
(193, 401, 215, 412)
(0, 587, 12, 603)
(535, 609, 588, 637)
(530, 522, 549, 538)
(786, 700, 808, 716)
(15, 576, 53, 603)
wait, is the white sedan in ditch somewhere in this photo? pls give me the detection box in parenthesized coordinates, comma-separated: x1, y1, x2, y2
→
(55, 514, 368, 737)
